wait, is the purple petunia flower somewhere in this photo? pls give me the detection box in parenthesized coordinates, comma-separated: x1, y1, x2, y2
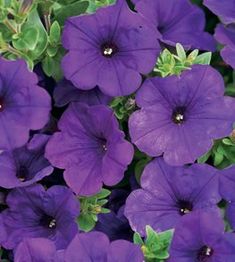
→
(45, 103, 134, 196)
(134, 0, 216, 50)
(62, 0, 160, 97)
(0, 134, 53, 188)
(203, 1, 235, 69)
(14, 238, 60, 262)
(124, 157, 220, 236)
(203, 0, 235, 25)
(53, 79, 112, 107)
(64, 231, 144, 261)
(168, 211, 235, 261)
(0, 58, 51, 150)
(219, 166, 235, 230)
(214, 24, 235, 69)
(0, 184, 79, 250)
(129, 65, 235, 166)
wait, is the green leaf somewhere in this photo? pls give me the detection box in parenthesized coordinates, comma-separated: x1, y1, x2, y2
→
(54, 1, 89, 25)
(78, 213, 96, 232)
(193, 52, 212, 65)
(42, 55, 54, 77)
(20, 7, 48, 60)
(187, 49, 199, 62)
(97, 199, 108, 206)
(145, 226, 159, 246)
(87, 0, 116, 13)
(46, 44, 59, 57)
(49, 21, 61, 44)
(135, 158, 150, 184)
(197, 150, 211, 163)
(137, 226, 174, 261)
(100, 207, 110, 214)
(176, 43, 186, 61)
(95, 188, 111, 199)
(13, 26, 39, 50)
(222, 138, 234, 146)
(133, 232, 144, 245)
(214, 152, 224, 166)
(42, 51, 64, 81)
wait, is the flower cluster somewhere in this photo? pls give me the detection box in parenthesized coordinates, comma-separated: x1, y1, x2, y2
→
(0, 0, 235, 261)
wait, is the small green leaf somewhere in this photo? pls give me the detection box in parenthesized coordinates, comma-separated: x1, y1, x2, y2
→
(46, 44, 59, 57)
(97, 199, 108, 206)
(13, 26, 39, 50)
(135, 158, 150, 184)
(197, 150, 211, 163)
(21, 7, 48, 59)
(100, 207, 110, 214)
(214, 152, 224, 166)
(49, 21, 61, 44)
(42, 55, 54, 77)
(78, 213, 96, 232)
(222, 138, 234, 146)
(187, 49, 199, 62)
(193, 52, 212, 65)
(133, 232, 144, 245)
(95, 188, 111, 199)
(176, 43, 186, 61)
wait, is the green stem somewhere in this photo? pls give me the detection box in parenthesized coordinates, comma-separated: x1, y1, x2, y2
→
(44, 13, 51, 31)
(3, 19, 17, 34)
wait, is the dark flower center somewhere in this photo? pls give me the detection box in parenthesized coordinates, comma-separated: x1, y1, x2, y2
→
(101, 42, 118, 57)
(16, 165, 29, 182)
(0, 97, 4, 112)
(197, 246, 213, 261)
(99, 138, 107, 153)
(40, 214, 57, 229)
(177, 200, 193, 215)
(172, 106, 186, 124)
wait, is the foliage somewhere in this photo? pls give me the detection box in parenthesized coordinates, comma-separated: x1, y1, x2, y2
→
(77, 188, 111, 232)
(154, 43, 212, 77)
(133, 226, 174, 262)
(198, 133, 235, 169)
(0, 0, 89, 80)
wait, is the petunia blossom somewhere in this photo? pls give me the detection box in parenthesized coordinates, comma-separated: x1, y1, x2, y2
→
(14, 238, 61, 262)
(0, 58, 51, 150)
(64, 231, 144, 262)
(0, 134, 53, 188)
(62, 0, 160, 97)
(124, 157, 220, 236)
(45, 103, 134, 196)
(129, 65, 235, 166)
(134, 0, 216, 50)
(203, 0, 235, 25)
(219, 165, 235, 230)
(53, 79, 112, 107)
(0, 184, 79, 250)
(214, 24, 235, 69)
(168, 211, 235, 262)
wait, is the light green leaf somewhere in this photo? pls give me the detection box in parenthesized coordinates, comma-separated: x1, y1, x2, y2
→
(13, 26, 39, 50)
(95, 188, 111, 199)
(133, 232, 144, 245)
(176, 43, 186, 61)
(77, 213, 96, 232)
(193, 52, 212, 65)
(49, 21, 61, 44)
